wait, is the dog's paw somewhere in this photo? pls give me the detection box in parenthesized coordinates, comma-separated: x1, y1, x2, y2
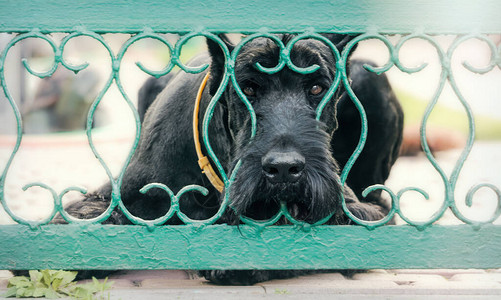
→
(199, 270, 272, 285)
(345, 201, 386, 222)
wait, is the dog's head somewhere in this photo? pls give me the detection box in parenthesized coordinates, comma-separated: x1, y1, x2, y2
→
(207, 34, 357, 224)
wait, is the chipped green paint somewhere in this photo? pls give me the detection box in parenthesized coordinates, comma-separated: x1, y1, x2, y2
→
(2, 225, 501, 270)
(1, 0, 501, 270)
(0, 0, 501, 34)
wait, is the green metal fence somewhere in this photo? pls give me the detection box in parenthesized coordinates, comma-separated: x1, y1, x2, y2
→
(1, 0, 501, 271)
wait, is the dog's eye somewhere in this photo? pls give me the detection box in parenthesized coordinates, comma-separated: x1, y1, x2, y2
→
(309, 84, 324, 96)
(243, 86, 256, 97)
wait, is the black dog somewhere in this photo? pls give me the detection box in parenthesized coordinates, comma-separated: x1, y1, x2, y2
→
(55, 34, 403, 284)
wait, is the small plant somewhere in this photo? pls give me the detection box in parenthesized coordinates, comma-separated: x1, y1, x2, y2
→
(3, 270, 113, 299)
(274, 288, 290, 295)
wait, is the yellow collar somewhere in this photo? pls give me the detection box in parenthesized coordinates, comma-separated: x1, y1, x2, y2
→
(193, 72, 225, 193)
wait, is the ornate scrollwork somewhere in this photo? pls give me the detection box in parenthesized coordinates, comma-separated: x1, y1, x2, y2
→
(1, 30, 499, 228)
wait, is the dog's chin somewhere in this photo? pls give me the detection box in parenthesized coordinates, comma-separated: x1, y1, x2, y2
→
(229, 176, 339, 224)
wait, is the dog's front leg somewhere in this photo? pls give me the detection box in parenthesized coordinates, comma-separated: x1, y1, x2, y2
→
(199, 270, 272, 285)
(199, 270, 317, 285)
(343, 196, 387, 223)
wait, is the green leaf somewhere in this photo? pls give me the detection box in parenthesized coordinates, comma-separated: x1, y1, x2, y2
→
(60, 271, 78, 286)
(70, 286, 93, 299)
(24, 286, 35, 297)
(44, 288, 61, 299)
(29, 270, 42, 283)
(34, 281, 47, 291)
(41, 270, 53, 285)
(102, 278, 113, 291)
(52, 277, 62, 290)
(8, 276, 31, 288)
(16, 287, 27, 297)
(52, 270, 64, 279)
(56, 285, 73, 297)
(33, 286, 48, 298)
(2, 286, 18, 298)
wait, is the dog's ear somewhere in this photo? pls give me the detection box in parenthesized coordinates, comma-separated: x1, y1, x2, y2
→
(207, 34, 235, 95)
(322, 33, 358, 59)
(322, 34, 360, 85)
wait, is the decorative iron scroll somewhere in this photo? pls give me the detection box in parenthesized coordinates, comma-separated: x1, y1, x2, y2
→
(1, 29, 500, 230)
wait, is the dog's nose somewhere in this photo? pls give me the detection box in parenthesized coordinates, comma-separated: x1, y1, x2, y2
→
(262, 151, 305, 184)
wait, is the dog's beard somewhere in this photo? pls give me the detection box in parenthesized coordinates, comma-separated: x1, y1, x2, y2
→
(227, 149, 342, 225)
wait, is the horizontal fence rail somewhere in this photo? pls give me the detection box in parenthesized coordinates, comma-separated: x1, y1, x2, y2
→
(1, 0, 501, 270)
(3, 225, 501, 270)
(0, 0, 501, 34)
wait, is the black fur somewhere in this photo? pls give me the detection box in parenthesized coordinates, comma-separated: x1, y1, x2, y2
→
(51, 34, 403, 284)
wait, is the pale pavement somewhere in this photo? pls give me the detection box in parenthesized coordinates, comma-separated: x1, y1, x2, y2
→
(0, 132, 500, 298)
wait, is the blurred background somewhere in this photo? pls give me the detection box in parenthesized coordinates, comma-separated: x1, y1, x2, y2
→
(0, 33, 500, 225)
